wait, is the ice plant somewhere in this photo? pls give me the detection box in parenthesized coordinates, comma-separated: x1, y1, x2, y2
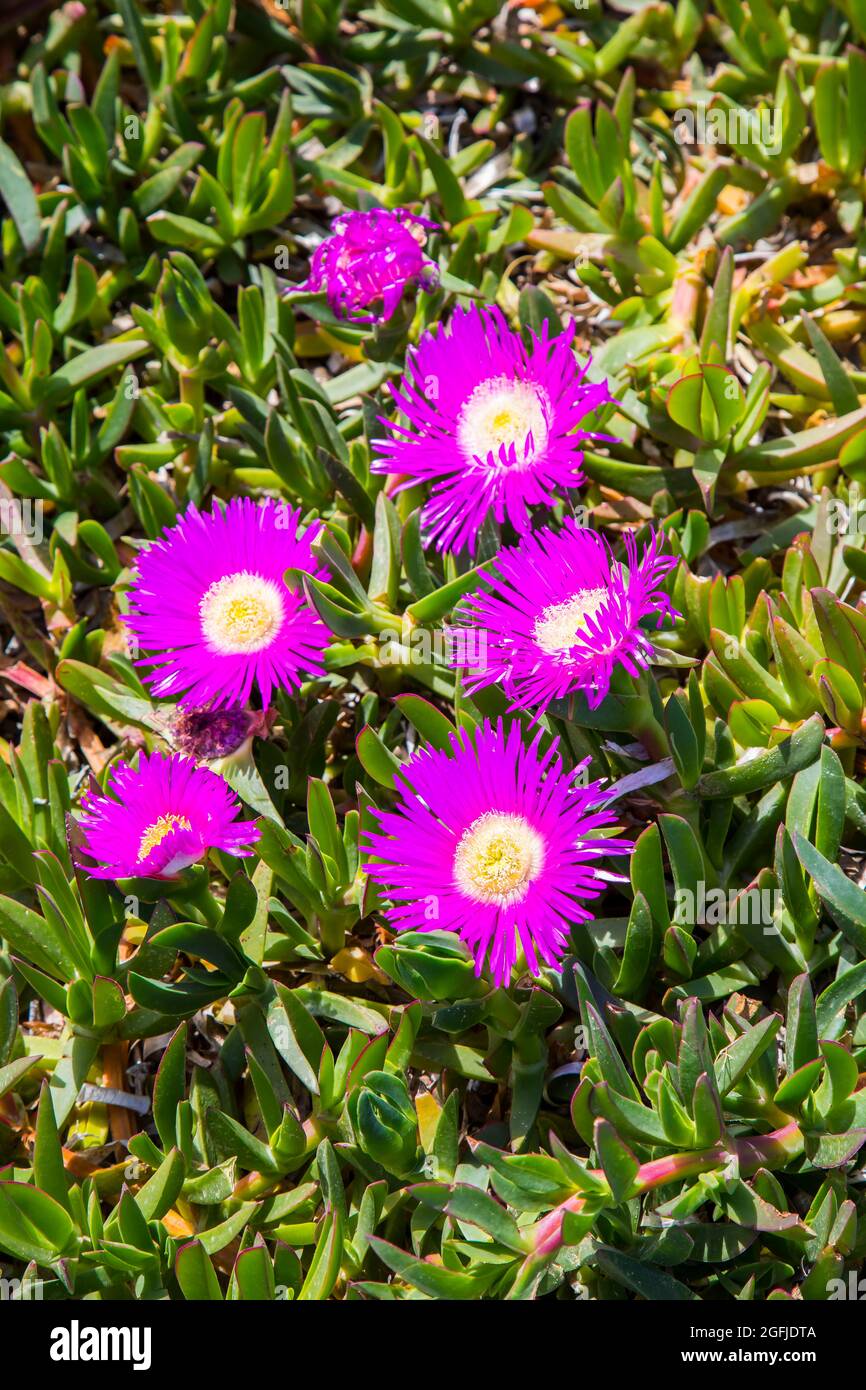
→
(514, 1121, 806, 1295)
(362, 720, 630, 985)
(123, 498, 331, 710)
(75, 750, 259, 880)
(373, 303, 613, 553)
(451, 520, 677, 710)
(298, 208, 438, 323)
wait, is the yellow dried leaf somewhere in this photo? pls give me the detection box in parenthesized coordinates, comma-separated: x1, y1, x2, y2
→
(717, 185, 749, 216)
(331, 945, 388, 984)
(416, 1091, 442, 1153)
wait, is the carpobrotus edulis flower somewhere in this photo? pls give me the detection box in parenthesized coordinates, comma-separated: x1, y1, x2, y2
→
(298, 207, 438, 323)
(75, 750, 259, 880)
(362, 719, 630, 986)
(123, 498, 331, 710)
(451, 520, 678, 711)
(373, 303, 613, 554)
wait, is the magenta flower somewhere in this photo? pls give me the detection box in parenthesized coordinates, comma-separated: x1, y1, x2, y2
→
(362, 720, 630, 986)
(75, 750, 259, 880)
(298, 208, 438, 324)
(373, 303, 613, 554)
(452, 521, 678, 711)
(123, 498, 331, 710)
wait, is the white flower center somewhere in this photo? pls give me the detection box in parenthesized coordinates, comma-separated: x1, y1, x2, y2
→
(457, 376, 549, 467)
(533, 588, 607, 656)
(453, 811, 545, 906)
(199, 572, 284, 654)
(138, 813, 191, 862)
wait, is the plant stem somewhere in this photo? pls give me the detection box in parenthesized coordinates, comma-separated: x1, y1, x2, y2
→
(229, 1115, 328, 1205)
(318, 909, 346, 956)
(632, 710, 670, 762)
(179, 370, 205, 484)
(628, 670, 670, 763)
(184, 881, 222, 927)
(525, 1121, 804, 1264)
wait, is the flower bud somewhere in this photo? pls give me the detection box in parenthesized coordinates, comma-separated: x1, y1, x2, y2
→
(348, 1069, 419, 1176)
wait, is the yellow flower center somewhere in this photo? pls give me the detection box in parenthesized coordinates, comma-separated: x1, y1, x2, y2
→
(533, 588, 607, 656)
(138, 814, 192, 862)
(199, 572, 284, 654)
(453, 811, 544, 906)
(457, 377, 549, 467)
(491, 408, 517, 438)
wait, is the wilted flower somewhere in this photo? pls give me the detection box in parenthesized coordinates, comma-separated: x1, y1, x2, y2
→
(298, 207, 438, 324)
(75, 750, 259, 880)
(362, 719, 630, 986)
(123, 497, 331, 710)
(452, 520, 677, 710)
(171, 705, 253, 761)
(373, 303, 612, 554)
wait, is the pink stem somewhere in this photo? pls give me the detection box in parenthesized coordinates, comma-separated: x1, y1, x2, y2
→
(528, 1122, 803, 1260)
